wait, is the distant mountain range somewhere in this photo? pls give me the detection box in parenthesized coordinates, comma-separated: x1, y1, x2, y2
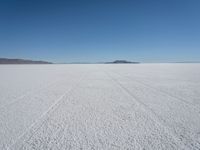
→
(0, 58, 140, 64)
(105, 60, 140, 64)
(0, 58, 52, 64)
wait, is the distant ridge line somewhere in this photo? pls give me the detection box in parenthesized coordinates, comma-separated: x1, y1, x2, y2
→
(0, 58, 52, 64)
(105, 60, 140, 64)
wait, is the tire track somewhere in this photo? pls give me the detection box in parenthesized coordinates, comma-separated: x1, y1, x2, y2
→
(104, 70, 189, 150)
(112, 70, 200, 113)
(8, 72, 87, 150)
(108, 70, 200, 149)
(133, 78, 200, 111)
(0, 77, 62, 110)
(14, 70, 178, 150)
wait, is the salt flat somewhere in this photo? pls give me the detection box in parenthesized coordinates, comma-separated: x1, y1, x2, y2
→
(0, 64, 200, 150)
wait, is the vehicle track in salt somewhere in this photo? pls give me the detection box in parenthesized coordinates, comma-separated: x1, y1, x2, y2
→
(8, 72, 87, 150)
(1, 64, 200, 150)
(114, 71, 200, 110)
(104, 71, 188, 150)
(106, 70, 200, 149)
(11, 70, 182, 149)
(0, 78, 63, 110)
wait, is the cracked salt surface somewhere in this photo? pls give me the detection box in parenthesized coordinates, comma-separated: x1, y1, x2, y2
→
(0, 64, 200, 149)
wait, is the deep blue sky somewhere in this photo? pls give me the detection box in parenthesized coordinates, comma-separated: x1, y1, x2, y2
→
(0, 0, 200, 63)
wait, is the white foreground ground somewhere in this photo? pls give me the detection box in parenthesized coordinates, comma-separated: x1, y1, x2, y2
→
(0, 64, 200, 150)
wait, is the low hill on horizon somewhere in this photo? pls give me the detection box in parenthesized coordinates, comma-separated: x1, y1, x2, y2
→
(0, 58, 52, 64)
(105, 60, 140, 64)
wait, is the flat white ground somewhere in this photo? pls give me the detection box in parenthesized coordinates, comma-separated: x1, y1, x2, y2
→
(0, 64, 200, 150)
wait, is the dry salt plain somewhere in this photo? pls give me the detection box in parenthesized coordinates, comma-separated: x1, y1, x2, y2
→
(0, 64, 200, 150)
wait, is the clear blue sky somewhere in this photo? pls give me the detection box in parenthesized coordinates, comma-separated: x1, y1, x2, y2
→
(0, 0, 200, 63)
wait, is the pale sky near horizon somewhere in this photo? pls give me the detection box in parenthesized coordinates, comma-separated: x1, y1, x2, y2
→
(0, 0, 200, 63)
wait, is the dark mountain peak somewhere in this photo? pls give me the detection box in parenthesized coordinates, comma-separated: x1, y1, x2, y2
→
(106, 60, 140, 64)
